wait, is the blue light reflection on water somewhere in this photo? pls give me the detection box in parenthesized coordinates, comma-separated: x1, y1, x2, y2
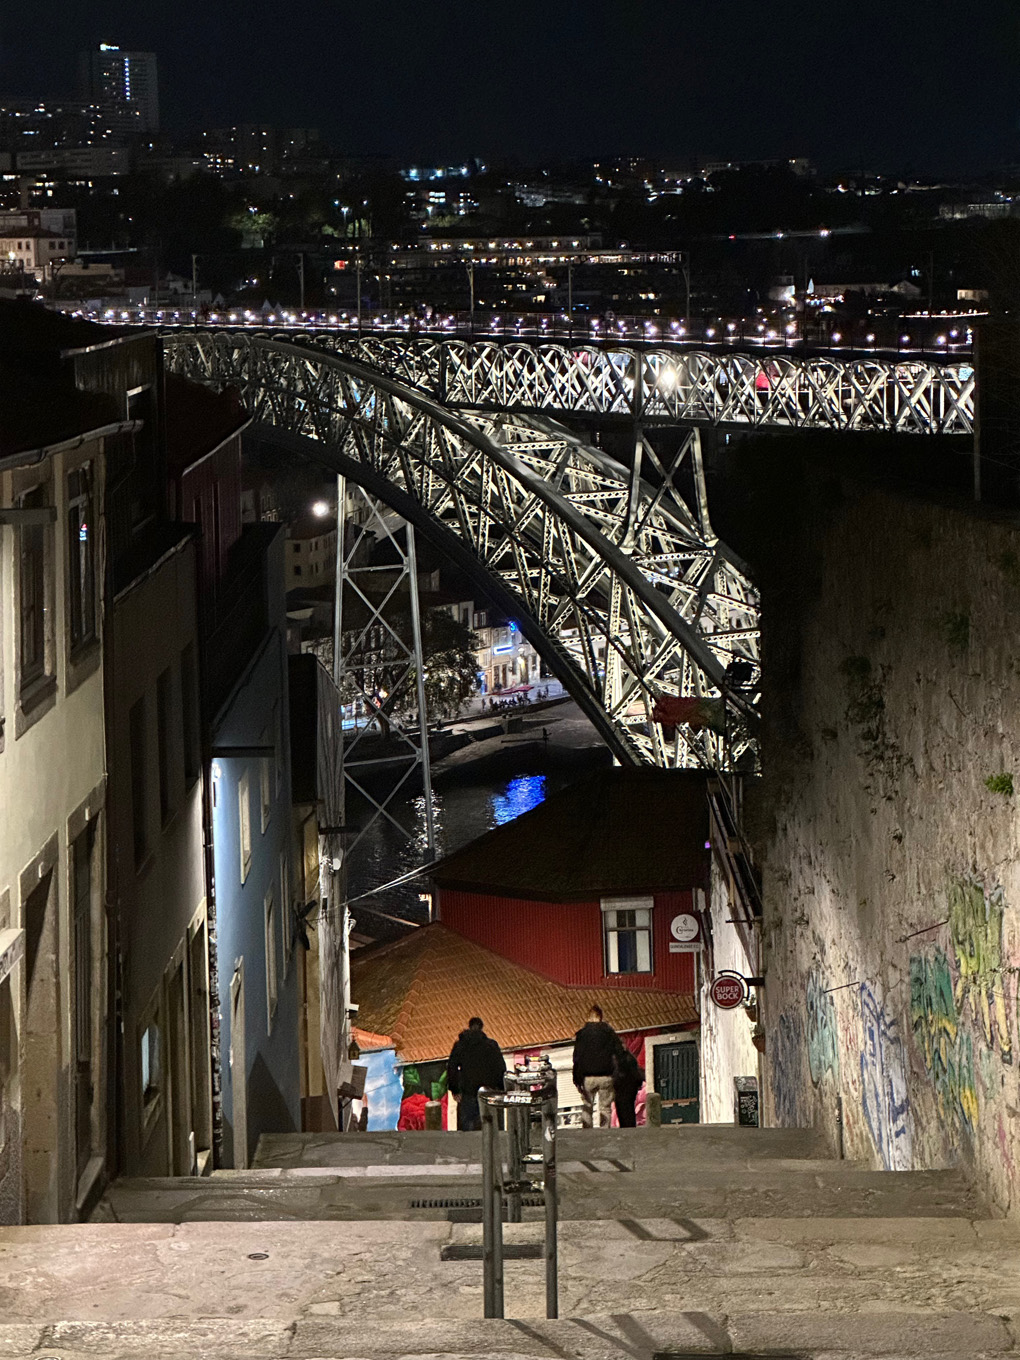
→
(492, 774, 546, 825)
(346, 768, 563, 923)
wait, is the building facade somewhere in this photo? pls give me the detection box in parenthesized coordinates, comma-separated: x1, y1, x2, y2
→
(78, 46, 159, 133)
(210, 525, 300, 1167)
(0, 339, 135, 1221)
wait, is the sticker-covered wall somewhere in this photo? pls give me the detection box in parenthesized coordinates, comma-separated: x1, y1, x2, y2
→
(759, 476, 1020, 1213)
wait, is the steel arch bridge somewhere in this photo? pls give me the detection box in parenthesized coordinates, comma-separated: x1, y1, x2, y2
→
(167, 330, 761, 769)
(266, 331, 975, 435)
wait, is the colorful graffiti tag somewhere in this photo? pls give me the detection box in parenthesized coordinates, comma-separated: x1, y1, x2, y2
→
(771, 1011, 805, 1126)
(909, 947, 979, 1132)
(948, 878, 1012, 1064)
(805, 967, 840, 1085)
(859, 984, 913, 1171)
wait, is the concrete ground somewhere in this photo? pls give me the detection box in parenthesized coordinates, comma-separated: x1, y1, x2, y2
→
(2, 1126, 1018, 1358)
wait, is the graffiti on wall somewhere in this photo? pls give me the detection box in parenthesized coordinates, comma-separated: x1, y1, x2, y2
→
(910, 947, 979, 1133)
(948, 878, 1012, 1064)
(907, 877, 1013, 1142)
(771, 1011, 805, 1126)
(806, 967, 840, 1085)
(859, 984, 913, 1171)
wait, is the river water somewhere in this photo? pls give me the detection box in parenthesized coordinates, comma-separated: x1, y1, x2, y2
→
(345, 761, 587, 936)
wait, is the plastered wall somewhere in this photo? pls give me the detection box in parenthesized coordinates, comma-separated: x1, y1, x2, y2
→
(760, 478, 1020, 1211)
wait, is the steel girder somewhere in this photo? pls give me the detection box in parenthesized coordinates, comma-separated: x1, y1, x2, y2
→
(166, 331, 758, 769)
(290, 334, 974, 435)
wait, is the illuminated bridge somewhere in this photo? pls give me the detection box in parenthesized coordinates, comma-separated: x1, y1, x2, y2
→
(165, 330, 973, 769)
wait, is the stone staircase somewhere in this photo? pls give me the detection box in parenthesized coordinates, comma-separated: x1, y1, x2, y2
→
(1, 1125, 1017, 1358)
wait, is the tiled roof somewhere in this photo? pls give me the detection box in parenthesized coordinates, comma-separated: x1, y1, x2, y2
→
(352, 1025, 396, 1052)
(350, 922, 697, 1063)
(430, 767, 710, 900)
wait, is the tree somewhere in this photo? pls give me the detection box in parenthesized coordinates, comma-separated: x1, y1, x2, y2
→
(418, 610, 481, 720)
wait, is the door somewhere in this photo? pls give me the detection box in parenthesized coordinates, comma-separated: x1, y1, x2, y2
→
(188, 922, 213, 1170)
(165, 959, 192, 1174)
(24, 867, 59, 1221)
(653, 1040, 700, 1124)
(71, 823, 96, 1182)
(229, 963, 248, 1169)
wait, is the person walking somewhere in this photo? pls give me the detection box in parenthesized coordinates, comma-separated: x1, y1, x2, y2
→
(446, 1017, 506, 1131)
(612, 1042, 645, 1128)
(572, 1005, 619, 1128)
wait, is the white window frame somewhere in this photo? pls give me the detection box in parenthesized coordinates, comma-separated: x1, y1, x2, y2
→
(260, 756, 271, 833)
(280, 849, 292, 971)
(264, 888, 278, 1030)
(601, 895, 654, 975)
(238, 770, 252, 883)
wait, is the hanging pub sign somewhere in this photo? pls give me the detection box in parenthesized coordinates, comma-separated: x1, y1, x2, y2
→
(668, 911, 704, 953)
(710, 972, 747, 1009)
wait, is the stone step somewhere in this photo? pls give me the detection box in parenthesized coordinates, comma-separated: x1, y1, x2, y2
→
(2, 1309, 1015, 1360)
(252, 1124, 829, 1171)
(8, 1216, 1020, 1330)
(95, 1158, 984, 1225)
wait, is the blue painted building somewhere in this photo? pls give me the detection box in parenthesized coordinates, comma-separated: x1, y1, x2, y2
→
(208, 524, 300, 1167)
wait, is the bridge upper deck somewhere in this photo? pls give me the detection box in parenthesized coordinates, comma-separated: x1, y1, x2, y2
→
(229, 329, 975, 436)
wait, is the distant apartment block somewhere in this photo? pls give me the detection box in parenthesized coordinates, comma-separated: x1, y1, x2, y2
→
(78, 46, 158, 133)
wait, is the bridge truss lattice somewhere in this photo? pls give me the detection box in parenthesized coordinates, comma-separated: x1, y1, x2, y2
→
(294, 334, 974, 436)
(166, 331, 759, 769)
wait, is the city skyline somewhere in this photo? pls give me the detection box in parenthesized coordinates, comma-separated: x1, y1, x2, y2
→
(0, 1, 1015, 171)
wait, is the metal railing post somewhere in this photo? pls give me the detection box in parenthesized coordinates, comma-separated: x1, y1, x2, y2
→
(480, 1092, 504, 1318)
(541, 1093, 558, 1319)
(507, 1103, 524, 1224)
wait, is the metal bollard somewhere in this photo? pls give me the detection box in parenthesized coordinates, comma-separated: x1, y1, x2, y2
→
(479, 1061, 558, 1321)
(506, 1102, 525, 1224)
(541, 1093, 558, 1319)
(480, 1091, 504, 1319)
(645, 1090, 662, 1126)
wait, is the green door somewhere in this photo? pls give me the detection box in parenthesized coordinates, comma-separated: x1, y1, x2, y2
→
(654, 1041, 700, 1124)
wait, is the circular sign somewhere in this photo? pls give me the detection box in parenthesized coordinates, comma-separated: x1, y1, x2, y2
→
(710, 974, 747, 1009)
(670, 913, 700, 943)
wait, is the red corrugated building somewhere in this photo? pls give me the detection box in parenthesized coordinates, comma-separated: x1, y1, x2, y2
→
(432, 767, 710, 996)
(427, 766, 710, 1122)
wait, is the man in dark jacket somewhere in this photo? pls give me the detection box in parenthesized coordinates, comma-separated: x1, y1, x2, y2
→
(446, 1017, 506, 1131)
(612, 1043, 645, 1127)
(572, 1005, 619, 1128)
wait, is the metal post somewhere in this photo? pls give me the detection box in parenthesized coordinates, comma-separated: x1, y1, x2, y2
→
(356, 258, 363, 334)
(332, 473, 345, 690)
(480, 1093, 504, 1318)
(507, 1103, 524, 1223)
(332, 472, 350, 1129)
(405, 526, 436, 858)
(567, 260, 573, 324)
(467, 260, 475, 333)
(541, 1093, 558, 1319)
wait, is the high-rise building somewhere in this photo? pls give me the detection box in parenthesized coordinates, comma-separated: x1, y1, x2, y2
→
(78, 45, 159, 133)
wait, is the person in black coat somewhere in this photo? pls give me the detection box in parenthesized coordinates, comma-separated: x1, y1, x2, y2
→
(446, 1017, 506, 1131)
(571, 1005, 619, 1127)
(612, 1043, 645, 1128)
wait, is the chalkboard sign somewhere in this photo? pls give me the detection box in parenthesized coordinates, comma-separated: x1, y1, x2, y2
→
(734, 1075, 759, 1127)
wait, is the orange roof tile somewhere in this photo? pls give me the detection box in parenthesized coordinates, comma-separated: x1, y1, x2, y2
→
(350, 922, 697, 1063)
(351, 1025, 395, 1052)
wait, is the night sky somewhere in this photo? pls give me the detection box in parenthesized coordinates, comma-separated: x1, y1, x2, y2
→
(1, 1, 1016, 171)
